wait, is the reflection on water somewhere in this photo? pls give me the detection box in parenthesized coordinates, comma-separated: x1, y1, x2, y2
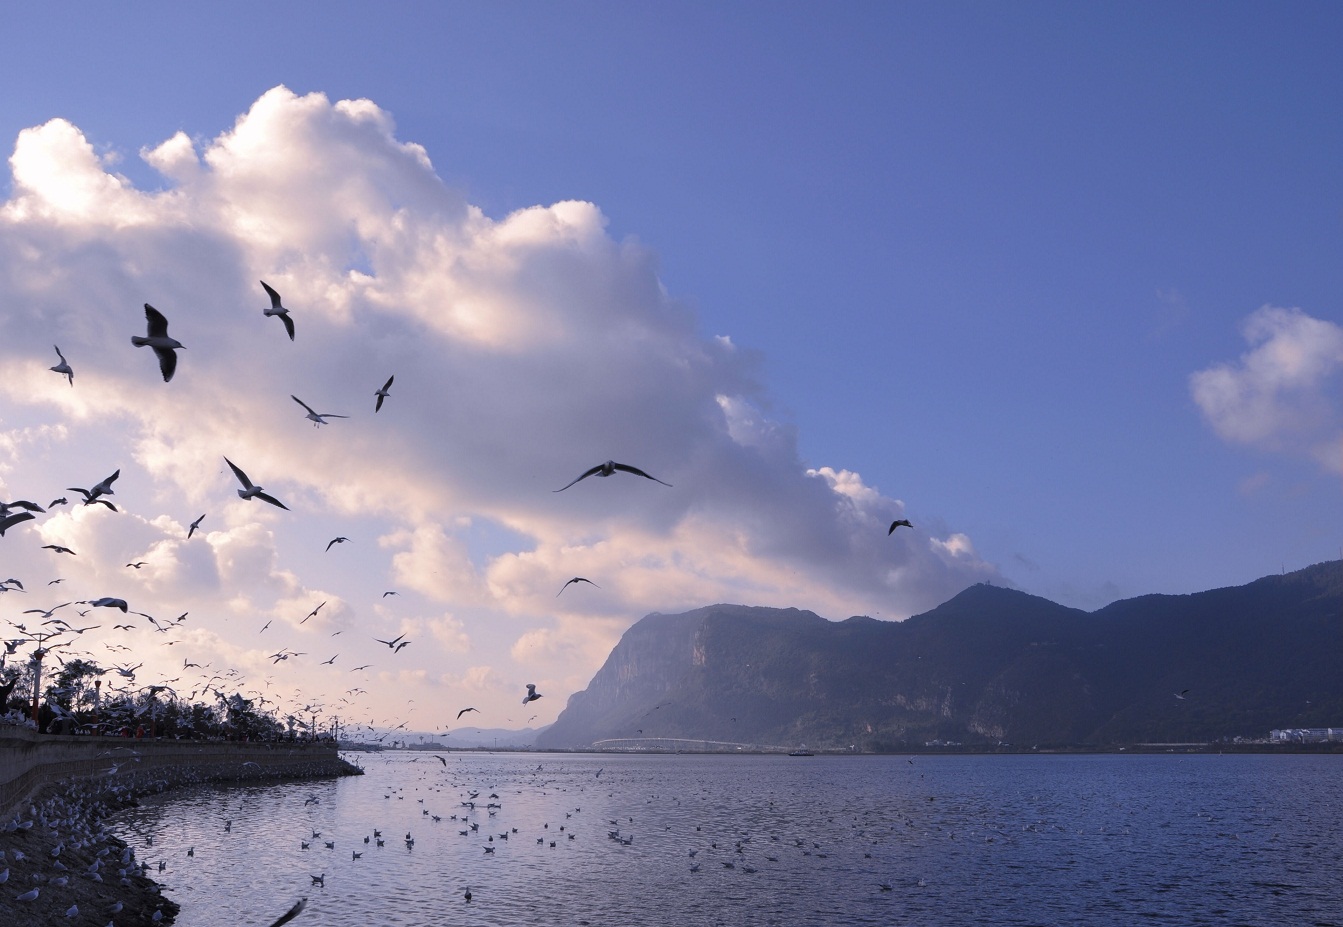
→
(109, 752, 1343, 926)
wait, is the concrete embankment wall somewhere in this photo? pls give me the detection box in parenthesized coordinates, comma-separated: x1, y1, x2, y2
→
(0, 726, 358, 816)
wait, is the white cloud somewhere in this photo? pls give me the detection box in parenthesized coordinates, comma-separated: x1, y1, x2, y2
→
(0, 86, 999, 730)
(1190, 306, 1343, 473)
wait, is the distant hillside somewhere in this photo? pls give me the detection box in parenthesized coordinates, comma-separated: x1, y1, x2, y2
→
(536, 561, 1343, 750)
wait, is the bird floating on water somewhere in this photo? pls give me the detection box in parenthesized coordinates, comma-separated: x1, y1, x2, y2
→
(132, 304, 184, 382)
(554, 460, 671, 492)
(260, 281, 296, 341)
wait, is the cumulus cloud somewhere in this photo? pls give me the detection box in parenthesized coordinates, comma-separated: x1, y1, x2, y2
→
(0, 86, 999, 729)
(1190, 306, 1343, 473)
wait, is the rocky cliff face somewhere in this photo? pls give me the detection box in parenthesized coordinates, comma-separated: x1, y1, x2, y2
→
(535, 561, 1343, 750)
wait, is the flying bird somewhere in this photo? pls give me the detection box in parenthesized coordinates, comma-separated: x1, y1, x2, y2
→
(131, 304, 184, 382)
(85, 597, 129, 612)
(557, 577, 599, 596)
(259, 281, 296, 341)
(325, 537, 349, 551)
(1175, 689, 1190, 700)
(301, 602, 326, 624)
(394, 640, 411, 653)
(0, 512, 34, 536)
(49, 345, 74, 385)
(888, 519, 913, 534)
(456, 707, 479, 720)
(374, 375, 394, 412)
(224, 457, 289, 509)
(522, 684, 542, 705)
(264, 898, 307, 927)
(292, 395, 349, 427)
(187, 514, 206, 539)
(554, 460, 672, 492)
(375, 633, 407, 649)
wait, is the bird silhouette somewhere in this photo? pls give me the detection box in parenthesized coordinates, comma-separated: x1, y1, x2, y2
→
(131, 304, 184, 382)
(292, 395, 348, 427)
(260, 281, 296, 340)
(888, 519, 913, 534)
(49, 345, 74, 385)
(224, 457, 289, 509)
(374, 375, 394, 412)
(554, 460, 671, 492)
(557, 577, 599, 596)
(522, 683, 542, 705)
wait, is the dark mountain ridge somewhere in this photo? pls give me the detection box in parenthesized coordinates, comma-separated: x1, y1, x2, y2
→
(536, 561, 1343, 749)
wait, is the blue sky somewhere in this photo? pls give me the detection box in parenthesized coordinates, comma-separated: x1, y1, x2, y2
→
(1, 4, 1340, 731)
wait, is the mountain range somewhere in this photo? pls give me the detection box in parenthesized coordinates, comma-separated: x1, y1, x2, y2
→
(536, 561, 1343, 750)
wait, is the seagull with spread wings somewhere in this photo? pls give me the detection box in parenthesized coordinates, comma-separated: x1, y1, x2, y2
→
(49, 345, 74, 385)
(557, 577, 599, 596)
(374, 375, 394, 412)
(131, 304, 184, 382)
(554, 460, 672, 492)
(292, 395, 348, 427)
(260, 281, 296, 341)
(224, 457, 289, 510)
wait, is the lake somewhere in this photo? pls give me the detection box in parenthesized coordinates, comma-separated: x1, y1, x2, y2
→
(108, 752, 1343, 926)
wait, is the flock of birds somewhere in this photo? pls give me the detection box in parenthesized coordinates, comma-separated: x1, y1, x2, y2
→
(4, 280, 924, 923)
(100, 752, 958, 924)
(4, 280, 746, 737)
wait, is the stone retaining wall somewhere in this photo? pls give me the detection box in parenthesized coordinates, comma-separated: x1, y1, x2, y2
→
(0, 725, 358, 816)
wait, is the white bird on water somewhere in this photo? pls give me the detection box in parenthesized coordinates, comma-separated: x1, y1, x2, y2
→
(50, 345, 74, 385)
(260, 281, 296, 341)
(131, 304, 184, 382)
(224, 457, 289, 510)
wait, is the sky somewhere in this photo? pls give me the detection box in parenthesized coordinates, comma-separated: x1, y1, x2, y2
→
(1, 3, 1340, 736)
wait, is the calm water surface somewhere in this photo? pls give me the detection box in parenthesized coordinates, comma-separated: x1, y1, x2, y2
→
(108, 752, 1343, 927)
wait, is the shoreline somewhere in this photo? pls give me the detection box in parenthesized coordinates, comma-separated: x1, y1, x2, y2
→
(1, 731, 359, 925)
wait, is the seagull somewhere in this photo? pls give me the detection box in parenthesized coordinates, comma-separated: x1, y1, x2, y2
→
(224, 457, 289, 509)
(0, 512, 35, 536)
(292, 395, 348, 427)
(321, 655, 338, 665)
(522, 684, 542, 705)
(382, 590, 399, 597)
(325, 537, 348, 551)
(394, 640, 411, 654)
(375, 633, 407, 649)
(264, 898, 307, 927)
(132, 304, 184, 382)
(126, 561, 147, 569)
(456, 707, 479, 720)
(374, 375, 394, 412)
(86, 598, 129, 612)
(49, 345, 74, 385)
(554, 460, 672, 492)
(888, 519, 913, 534)
(1175, 689, 1190, 700)
(557, 577, 599, 596)
(187, 514, 206, 539)
(260, 281, 295, 341)
(68, 469, 120, 506)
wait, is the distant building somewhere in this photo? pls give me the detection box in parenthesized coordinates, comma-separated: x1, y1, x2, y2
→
(1269, 728, 1343, 744)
